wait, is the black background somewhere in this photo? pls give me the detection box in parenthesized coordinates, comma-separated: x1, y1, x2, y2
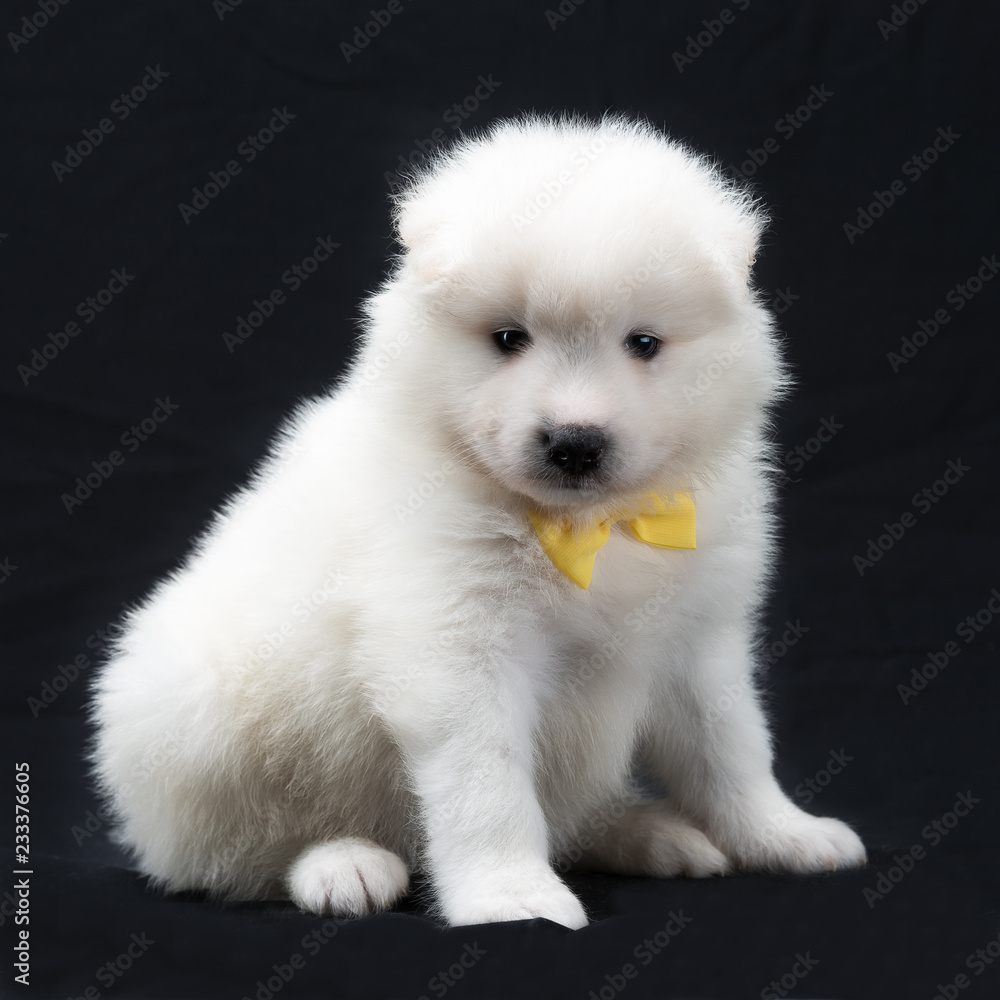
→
(3, 1, 999, 998)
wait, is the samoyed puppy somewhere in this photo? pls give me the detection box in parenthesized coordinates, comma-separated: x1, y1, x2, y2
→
(91, 115, 865, 929)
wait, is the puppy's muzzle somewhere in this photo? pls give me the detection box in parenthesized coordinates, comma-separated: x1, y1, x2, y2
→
(542, 425, 606, 478)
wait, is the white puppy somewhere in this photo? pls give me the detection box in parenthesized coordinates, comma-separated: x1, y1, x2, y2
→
(91, 115, 865, 929)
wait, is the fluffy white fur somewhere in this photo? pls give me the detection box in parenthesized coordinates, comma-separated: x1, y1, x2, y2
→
(90, 115, 865, 929)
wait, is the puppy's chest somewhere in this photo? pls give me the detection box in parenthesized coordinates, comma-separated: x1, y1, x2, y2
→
(589, 524, 692, 603)
(525, 528, 691, 692)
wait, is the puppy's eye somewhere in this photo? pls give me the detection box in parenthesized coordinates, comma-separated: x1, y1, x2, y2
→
(493, 329, 531, 354)
(625, 332, 660, 359)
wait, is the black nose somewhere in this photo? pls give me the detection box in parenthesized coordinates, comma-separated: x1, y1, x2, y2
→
(544, 425, 605, 477)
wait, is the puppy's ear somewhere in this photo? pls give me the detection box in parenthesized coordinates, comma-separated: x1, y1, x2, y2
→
(394, 193, 460, 284)
(707, 211, 766, 301)
(717, 232, 760, 296)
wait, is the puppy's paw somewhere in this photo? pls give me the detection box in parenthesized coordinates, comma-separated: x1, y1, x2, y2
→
(576, 800, 729, 878)
(733, 809, 867, 875)
(646, 823, 730, 878)
(287, 838, 409, 916)
(444, 869, 588, 929)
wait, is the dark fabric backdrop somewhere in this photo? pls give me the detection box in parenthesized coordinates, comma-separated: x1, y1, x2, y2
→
(2, 1, 998, 998)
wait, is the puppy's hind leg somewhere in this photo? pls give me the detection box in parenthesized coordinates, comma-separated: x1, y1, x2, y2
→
(647, 630, 867, 875)
(574, 800, 729, 878)
(286, 838, 409, 917)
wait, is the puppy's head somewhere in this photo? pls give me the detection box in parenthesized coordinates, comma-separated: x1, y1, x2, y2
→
(379, 115, 784, 517)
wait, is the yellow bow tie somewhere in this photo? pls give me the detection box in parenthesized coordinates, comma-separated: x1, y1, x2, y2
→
(527, 493, 696, 589)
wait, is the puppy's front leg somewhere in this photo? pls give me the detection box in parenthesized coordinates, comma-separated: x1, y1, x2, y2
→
(379, 647, 588, 929)
(649, 629, 866, 875)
